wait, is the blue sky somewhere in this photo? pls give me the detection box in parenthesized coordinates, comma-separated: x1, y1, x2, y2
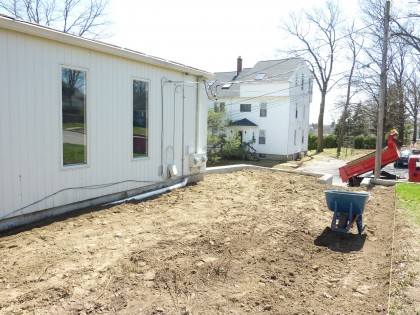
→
(108, 0, 359, 73)
(107, 0, 405, 123)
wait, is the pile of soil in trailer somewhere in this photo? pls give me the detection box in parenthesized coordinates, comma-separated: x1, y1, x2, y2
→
(0, 170, 396, 314)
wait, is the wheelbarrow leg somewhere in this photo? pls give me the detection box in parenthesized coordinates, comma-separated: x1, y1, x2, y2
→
(356, 215, 363, 234)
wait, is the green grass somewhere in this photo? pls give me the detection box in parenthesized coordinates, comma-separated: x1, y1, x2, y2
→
(133, 127, 147, 136)
(208, 148, 377, 169)
(63, 123, 85, 129)
(307, 147, 375, 161)
(396, 182, 420, 225)
(63, 143, 86, 165)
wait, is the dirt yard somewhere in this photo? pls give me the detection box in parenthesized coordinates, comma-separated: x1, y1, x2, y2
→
(0, 169, 408, 314)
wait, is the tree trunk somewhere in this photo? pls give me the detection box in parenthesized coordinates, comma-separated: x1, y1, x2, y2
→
(413, 108, 418, 144)
(317, 92, 326, 152)
(336, 108, 348, 157)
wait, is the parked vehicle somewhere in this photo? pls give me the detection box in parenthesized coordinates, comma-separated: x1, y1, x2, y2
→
(394, 149, 413, 168)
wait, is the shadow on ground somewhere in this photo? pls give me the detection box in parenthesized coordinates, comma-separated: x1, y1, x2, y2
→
(314, 227, 367, 253)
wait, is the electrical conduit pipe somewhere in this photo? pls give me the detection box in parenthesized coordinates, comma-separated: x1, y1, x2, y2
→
(106, 178, 188, 206)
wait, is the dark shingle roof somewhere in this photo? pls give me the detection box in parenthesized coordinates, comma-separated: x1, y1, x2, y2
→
(210, 58, 304, 98)
(229, 118, 258, 127)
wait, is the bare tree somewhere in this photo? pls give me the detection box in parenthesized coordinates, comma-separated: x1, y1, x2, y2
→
(0, 0, 110, 39)
(280, 0, 343, 152)
(405, 67, 420, 144)
(356, 0, 386, 110)
(391, 1, 420, 55)
(336, 22, 363, 157)
(387, 39, 410, 146)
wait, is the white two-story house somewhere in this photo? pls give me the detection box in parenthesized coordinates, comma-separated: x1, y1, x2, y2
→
(208, 57, 313, 160)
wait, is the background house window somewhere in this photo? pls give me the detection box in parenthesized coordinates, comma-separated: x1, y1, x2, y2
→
(240, 104, 251, 112)
(61, 67, 87, 166)
(259, 130, 266, 144)
(214, 102, 220, 112)
(295, 104, 298, 119)
(301, 74, 304, 90)
(260, 102, 267, 117)
(213, 102, 225, 113)
(309, 78, 313, 94)
(133, 79, 149, 158)
(255, 73, 266, 80)
(222, 82, 232, 89)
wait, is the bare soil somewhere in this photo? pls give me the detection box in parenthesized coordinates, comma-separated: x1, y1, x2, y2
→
(0, 169, 408, 314)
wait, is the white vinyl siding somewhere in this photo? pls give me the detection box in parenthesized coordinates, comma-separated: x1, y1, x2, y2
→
(0, 22, 209, 222)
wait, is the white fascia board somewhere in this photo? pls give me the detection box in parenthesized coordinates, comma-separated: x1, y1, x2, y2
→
(0, 15, 214, 79)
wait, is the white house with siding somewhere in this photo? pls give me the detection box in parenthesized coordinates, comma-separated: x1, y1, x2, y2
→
(0, 15, 212, 231)
(209, 57, 312, 160)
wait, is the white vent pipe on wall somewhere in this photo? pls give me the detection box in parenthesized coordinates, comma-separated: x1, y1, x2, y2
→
(107, 178, 188, 206)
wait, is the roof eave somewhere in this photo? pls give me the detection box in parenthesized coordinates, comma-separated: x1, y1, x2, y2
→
(0, 15, 213, 79)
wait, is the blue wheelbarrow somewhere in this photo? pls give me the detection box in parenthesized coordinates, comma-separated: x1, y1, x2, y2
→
(324, 190, 370, 234)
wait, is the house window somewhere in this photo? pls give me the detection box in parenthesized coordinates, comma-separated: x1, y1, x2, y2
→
(295, 104, 298, 119)
(309, 78, 313, 94)
(255, 73, 266, 80)
(295, 75, 298, 86)
(133, 79, 149, 158)
(259, 130, 266, 144)
(260, 102, 267, 117)
(301, 74, 304, 90)
(61, 67, 87, 166)
(214, 102, 220, 113)
(214, 102, 225, 113)
(222, 82, 232, 89)
(303, 103, 306, 119)
(294, 130, 297, 145)
(240, 104, 251, 112)
(302, 130, 305, 144)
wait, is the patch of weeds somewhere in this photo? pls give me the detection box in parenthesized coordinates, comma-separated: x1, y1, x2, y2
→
(120, 262, 145, 274)
(399, 271, 419, 288)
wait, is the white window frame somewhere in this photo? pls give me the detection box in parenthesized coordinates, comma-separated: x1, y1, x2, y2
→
(260, 102, 267, 117)
(240, 104, 251, 112)
(259, 130, 266, 145)
(60, 65, 89, 169)
(132, 78, 150, 160)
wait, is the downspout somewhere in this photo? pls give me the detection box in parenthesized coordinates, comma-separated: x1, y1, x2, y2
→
(286, 81, 291, 160)
(160, 77, 167, 176)
(181, 83, 185, 177)
(195, 76, 203, 153)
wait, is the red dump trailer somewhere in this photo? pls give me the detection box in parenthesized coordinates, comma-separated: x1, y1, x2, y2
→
(339, 131, 400, 185)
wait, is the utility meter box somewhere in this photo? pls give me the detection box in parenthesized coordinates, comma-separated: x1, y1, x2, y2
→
(189, 153, 208, 168)
(408, 155, 420, 183)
